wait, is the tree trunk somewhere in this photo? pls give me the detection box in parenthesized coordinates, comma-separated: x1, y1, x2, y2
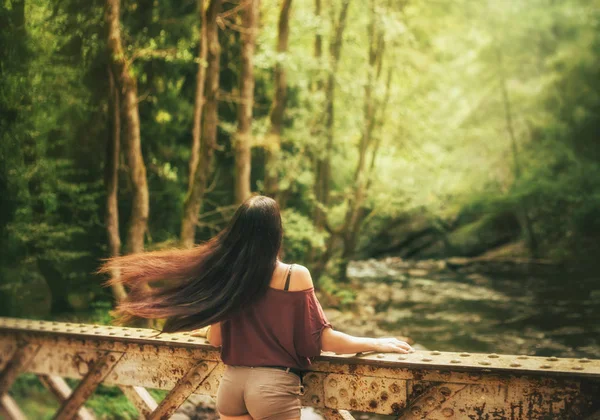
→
(105, 68, 127, 302)
(338, 0, 386, 281)
(106, 0, 149, 255)
(314, 0, 351, 229)
(234, 0, 259, 204)
(181, 0, 222, 249)
(189, 0, 209, 190)
(496, 46, 539, 257)
(311, 0, 352, 281)
(264, 0, 293, 200)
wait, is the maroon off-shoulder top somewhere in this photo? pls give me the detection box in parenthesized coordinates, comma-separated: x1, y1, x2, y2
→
(220, 286, 333, 369)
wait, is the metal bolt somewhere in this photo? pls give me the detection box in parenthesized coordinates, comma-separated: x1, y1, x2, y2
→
(459, 352, 470, 357)
(389, 383, 400, 394)
(488, 354, 499, 358)
(479, 361, 491, 366)
(328, 397, 338, 406)
(450, 359, 461, 363)
(398, 355, 407, 360)
(540, 365, 551, 369)
(442, 408, 454, 417)
(517, 355, 529, 359)
(370, 381, 379, 391)
(376, 353, 385, 359)
(510, 363, 521, 367)
(171, 337, 178, 340)
(329, 378, 337, 387)
(311, 395, 320, 404)
(421, 357, 432, 362)
(109, 355, 116, 362)
(204, 382, 211, 390)
(430, 351, 441, 355)
(188, 339, 195, 342)
(572, 366, 584, 371)
(425, 396, 436, 406)
(411, 406, 421, 415)
(339, 388, 348, 397)
(439, 387, 451, 396)
(546, 357, 558, 361)
(200, 363, 209, 371)
(579, 358, 591, 363)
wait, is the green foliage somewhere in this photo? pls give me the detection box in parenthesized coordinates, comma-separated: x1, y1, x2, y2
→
(1, 0, 598, 314)
(281, 208, 328, 264)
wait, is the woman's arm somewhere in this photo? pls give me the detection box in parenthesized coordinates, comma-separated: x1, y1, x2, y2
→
(321, 327, 413, 354)
(206, 322, 222, 347)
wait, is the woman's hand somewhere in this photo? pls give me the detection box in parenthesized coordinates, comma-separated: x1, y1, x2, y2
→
(372, 337, 414, 353)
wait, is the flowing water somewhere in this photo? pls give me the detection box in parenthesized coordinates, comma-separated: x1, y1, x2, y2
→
(340, 259, 600, 358)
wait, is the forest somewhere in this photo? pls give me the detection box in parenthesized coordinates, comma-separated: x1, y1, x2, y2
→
(2, 0, 600, 417)
(1, 0, 599, 319)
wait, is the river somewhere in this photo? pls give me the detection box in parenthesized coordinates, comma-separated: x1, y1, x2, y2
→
(326, 258, 600, 359)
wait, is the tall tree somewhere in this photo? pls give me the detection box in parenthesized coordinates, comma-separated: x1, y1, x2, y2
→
(496, 45, 539, 257)
(311, 0, 352, 280)
(264, 0, 293, 200)
(234, 0, 259, 204)
(313, 0, 351, 231)
(339, 0, 389, 279)
(105, 0, 149, 255)
(189, 0, 209, 190)
(181, 0, 223, 248)
(105, 68, 127, 301)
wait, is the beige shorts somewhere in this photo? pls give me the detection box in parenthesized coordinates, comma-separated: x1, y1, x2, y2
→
(216, 365, 305, 420)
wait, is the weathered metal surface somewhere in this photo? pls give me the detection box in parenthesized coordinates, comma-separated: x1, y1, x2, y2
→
(38, 374, 96, 420)
(119, 385, 157, 417)
(0, 341, 40, 394)
(53, 351, 123, 420)
(148, 361, 217, 419)
(321, 408, 356, 420)
(0, 317, 599, 420)
(0, 394, 27, 420)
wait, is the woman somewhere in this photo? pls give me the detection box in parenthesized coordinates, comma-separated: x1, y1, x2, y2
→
(99, 195, 413, 420)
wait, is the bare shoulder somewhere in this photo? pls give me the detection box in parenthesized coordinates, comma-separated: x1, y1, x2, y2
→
(289, 264, 314, 291)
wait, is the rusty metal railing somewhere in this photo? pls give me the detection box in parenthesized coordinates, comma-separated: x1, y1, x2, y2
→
(0, 317, 599, 419)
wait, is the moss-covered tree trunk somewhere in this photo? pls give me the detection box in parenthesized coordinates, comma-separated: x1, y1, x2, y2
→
(105, 68, 127, 302)
(189, 0, 208, 190)
(234, 0, 259, 204)
(105, 0, 149, 255)
(311, 0, 351, 281)
(264, 0, 293, 202)
(181, 0, 222, 248)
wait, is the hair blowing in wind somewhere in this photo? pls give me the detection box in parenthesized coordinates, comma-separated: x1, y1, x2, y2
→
(98, 195, 283, 333)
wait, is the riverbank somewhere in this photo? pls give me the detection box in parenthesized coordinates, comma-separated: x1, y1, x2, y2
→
(321, 257, 600, 359)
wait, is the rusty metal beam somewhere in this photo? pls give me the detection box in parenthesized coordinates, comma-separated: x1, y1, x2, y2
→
(52, 352, 122, 420)
(38, 375, 95, 420)
(0, 317, 599, 419)
(0, 342, 40, 395)
(148, 361, 217, 420)
(321, 408, 355, 420)
(119, 385, 157, 417)
(0, 394, 27, 420)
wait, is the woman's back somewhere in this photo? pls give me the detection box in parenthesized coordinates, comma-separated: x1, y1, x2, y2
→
(220, 263, 332, 369)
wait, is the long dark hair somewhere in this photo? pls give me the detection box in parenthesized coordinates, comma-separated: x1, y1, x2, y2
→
(98, 195, 283, 332)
